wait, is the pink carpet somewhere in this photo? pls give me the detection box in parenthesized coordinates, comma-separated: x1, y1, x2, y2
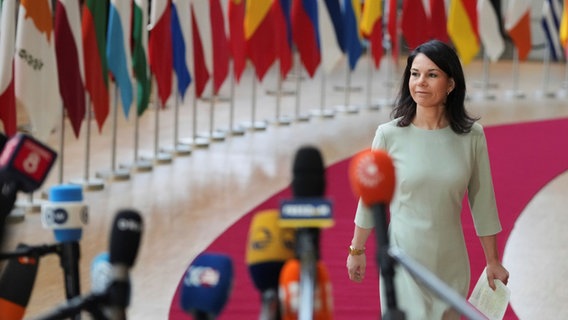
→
(169, 117, 568, 319)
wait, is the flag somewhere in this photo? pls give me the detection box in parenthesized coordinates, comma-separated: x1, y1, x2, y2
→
(541, 0, 564, 60)
(343, 0, 363, 71)
(171, 0, 192, 100)
(447, 0, 480, 65)
(210, 0, 231, 94)
(0, 0, 17, 136)
(106, 0, 132, 117)
(191, 3, 210, 98)
(478, 0, 505, 61)
(401, 0, 429, 50)
(82, 0, 109, 132)
(228, 0, 247, 83)
(149, 0, 173, 106)
(245, 0, 276, 81)
(561, 0, 568, 57)
(291, 0, 321, 77)
(55, 0, 86, 138)
(133, 0, 151, 116)
(360, 0, 383, 68)
(319, 0, 344, 72)
(430, 0, 449, 42)
(385, 0, 399, 62)
(15, 0, 61, 141)
(273, 0, 293, 79)
(504, 0, 532, 60)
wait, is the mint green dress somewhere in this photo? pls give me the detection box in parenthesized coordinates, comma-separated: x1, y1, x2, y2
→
(354, 119, 502, 319)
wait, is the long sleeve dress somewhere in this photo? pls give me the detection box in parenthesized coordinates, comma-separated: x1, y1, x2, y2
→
(354, 119, 502, 319)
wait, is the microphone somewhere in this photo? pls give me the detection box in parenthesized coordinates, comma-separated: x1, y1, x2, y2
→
(41, 184, 89, 306)
(0, 244, 39, 320)
(180, 252, 234, 319)
(245, 209, 296, 319)
(278, 259, 333, 320)
(32, 209, 143, 320)
(279, 145, 333, 320)
(0, 132, 57, 193)
(90, 252, 112, 295)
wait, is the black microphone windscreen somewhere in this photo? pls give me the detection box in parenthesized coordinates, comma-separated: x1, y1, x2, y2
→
(109, 209, 143, 267)
(292, 146, 325, 197)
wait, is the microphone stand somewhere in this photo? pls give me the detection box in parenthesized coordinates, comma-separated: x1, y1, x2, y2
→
(371, 204, 487, 320)
(296, 227, 319, 320)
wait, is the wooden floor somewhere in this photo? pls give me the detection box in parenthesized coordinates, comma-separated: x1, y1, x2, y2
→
(4, 56, 568, 319)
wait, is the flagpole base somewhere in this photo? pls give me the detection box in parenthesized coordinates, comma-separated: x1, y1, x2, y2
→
(7, 207, 27, 223)
(161, 144, 192, 156)
(96, 168, 131, 181)
(179, 137, 210, 148)
(141, 152, 174, 165)
(270, 116, 293, 126)
(333, 85, 363, 93)
(294, 113, 311, 122)
(534, 90, 556, 99)
(229, 125, 246, 136)
(119, 159, 154, 173)
(68, 177, 106, 191)
(240, 121, 268, 131)
(198, 130, 227, 142)
(310, 109, 336, 119)
(334, 104, 360, 114)
(505, 89, 526, 100)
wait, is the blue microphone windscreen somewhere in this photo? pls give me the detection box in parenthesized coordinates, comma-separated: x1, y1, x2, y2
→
(49, 184, 83, 202)
(248, 261, 285, 292)
(181, 253, 234, 316)
(53, 229, 83, 243)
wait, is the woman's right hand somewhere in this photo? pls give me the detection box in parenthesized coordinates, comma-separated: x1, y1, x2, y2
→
(346, 253, 366, 283)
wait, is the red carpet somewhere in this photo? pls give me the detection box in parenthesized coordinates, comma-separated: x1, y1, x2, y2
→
(169, 117, 568, 319)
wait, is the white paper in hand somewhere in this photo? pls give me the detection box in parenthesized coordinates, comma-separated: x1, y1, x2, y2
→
(468, 267, 511, 320)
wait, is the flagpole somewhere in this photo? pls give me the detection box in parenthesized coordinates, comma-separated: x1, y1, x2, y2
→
(179, 86, 210, 148)
(69, 98, 104, 190)
(473, 51, 496, 100)
(241, 74, 267, 131)
(505, 48, 526, 99)
(58, 104, 65, 184)
(205, 86, 227, 141)
(228, 63, 245, 136)
(365, 54, 380, 111)
(169, 87, 191, 155)
(96, 83, 130, 180)
(310, 68, 335, 118)
(377, 45, 396, 108)
(293, 53, 310, 122)
(335, 62, 359, 114)
(152, 97, 173, 164)
(536, 43, 556, 98)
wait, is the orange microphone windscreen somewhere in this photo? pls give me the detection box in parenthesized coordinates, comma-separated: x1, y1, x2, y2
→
(348, 148, 396, 206)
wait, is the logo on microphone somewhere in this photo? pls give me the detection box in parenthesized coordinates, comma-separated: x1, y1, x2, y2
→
(117, 218, 142, 233)
(184, 266, 221, 288)
(355, 153, 384, 188)
(43, 208, 68, 225)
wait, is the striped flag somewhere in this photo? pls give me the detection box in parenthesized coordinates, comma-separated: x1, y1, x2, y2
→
(210, 0, 231, 94)
(360, 0, 383, 68)
(319, 0, 344, 72)
(15, 0, 61, 141)
(343, 0, 363, 71)
(561, 0, 568, 57)
(191, 3, 210, 98)
(149, 0, 173, 106)
(55, 0, 86, 138)
(273, 0, 293, 79)
(291, 0, 321, 77)
(171, 0, 192, 99)
(107, 0, 133, 117)
(541, 0, 564, 60)
(132, 0, 151, 116)
(430, 0, 449, 43)
(0, 0, 17, 136)
(478, 0, 505, 61)
(401, 0, 429, 50)
(385, 0, 399, 62)
(504, 0, 532, 60)
(245, 0, 276, 81)
(82, 0, 109, 132)
(228, 0, 247, 83)
(447, 0, 480, 65)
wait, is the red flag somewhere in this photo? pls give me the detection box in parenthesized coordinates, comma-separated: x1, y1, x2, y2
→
(210, 0, 230, 94)
(149, 0, 173, 106)
(273, 0, 293, 78)
(430, 0, 449, 42)
(291, 0, 321, 77)
(386, 0, 399, 62)
(401, 0, 429, 50)
(82, 0, 109, 132)
(55, 0, 86, 138)
(191, 3, 210, 98)
(228, 0, 247, 83)
(245, 0, 276, 81)
(0, 0, 17, 136)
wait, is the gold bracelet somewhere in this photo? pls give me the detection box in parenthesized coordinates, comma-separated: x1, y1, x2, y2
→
(348, 246, 365, 256)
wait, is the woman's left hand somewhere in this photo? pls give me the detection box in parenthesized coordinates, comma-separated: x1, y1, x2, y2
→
(485, 263, 509, 290)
